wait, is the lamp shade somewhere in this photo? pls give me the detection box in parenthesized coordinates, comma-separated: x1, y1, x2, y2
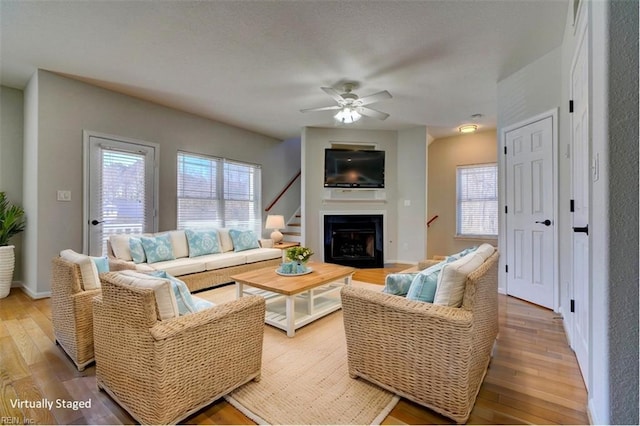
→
(265, 215, 285, 230)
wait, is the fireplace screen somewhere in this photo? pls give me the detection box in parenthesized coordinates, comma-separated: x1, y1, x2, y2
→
(323, 214, 383, 268)
(331, 230, 375, 260)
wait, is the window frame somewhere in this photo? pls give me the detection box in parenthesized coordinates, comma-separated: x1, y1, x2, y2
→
(455, 162, 498, 239)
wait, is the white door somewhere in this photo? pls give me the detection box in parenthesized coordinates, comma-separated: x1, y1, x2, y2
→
(84, 133, 158, 256)
(505, 115, 555, 309)
(570, 16, 590, 389)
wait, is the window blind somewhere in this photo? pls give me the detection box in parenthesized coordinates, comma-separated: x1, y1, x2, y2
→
(177, 152, 261, 234)
(456, 164, 498, 237)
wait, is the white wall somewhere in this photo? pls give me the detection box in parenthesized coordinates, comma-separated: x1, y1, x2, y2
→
(23, 70, 295, 297)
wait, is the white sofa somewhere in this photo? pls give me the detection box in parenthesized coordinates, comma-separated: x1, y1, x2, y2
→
(107, 228, 281, 292)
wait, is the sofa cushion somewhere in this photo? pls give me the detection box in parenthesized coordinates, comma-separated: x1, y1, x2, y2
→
(113, 270, 179, 320)
(474, 243, 496, 261)
(201, 252, 247, 270)
(229, 229, 260, 252)
(216, 228, 235, 253)
(149, 271, 198, 316)
(110, 234, 135, 261)
(60, 249, 101, 291)
(129, 237, 147, 264)
(141, 234, 175, 263)
(434, 252, 484, 307)
(406, 260, 449, 303)
(382, 273, 416, 296)
(242, 247, 281, 263)
(168, 230, 189, 259)
(185, 229, 221, 257)
(147, 257, 206, 277)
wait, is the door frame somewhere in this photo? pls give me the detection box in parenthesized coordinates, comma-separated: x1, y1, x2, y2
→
(82, 130, 160, 254)
(498, 108, 559, 311)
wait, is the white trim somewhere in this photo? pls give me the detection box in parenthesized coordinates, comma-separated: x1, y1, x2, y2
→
(499, 108, 559, 312)
(19, 283, 51, 299)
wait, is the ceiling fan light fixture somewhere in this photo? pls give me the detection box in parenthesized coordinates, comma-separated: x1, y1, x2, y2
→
(458, 124, 478, 133)
(334, 107, 362, 124)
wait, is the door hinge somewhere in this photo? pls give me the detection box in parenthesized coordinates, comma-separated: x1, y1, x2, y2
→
(569, 100, 574, 113)
(504, 146, 507, 155)
(570, 199, 575, 212)
(505, 205, 508, 214)
(505, 265, 508, 273)
(570, 299, 575, 313)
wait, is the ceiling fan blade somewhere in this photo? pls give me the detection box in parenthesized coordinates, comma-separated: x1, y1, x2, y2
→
(321, 87, 345, 103)
(357, 90, 392, 106)
(300, 105, 341, 113)
(358, 106, 390, 121)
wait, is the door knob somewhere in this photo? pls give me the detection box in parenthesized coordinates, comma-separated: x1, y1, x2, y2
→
(573, 225, 589, 235)
(535, 219, 552, 226)
(91, 219, 104, 226)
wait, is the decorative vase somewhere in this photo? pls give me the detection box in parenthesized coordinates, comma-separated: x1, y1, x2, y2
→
(0, 245, 15, 298)
(295, 261, 308, 274)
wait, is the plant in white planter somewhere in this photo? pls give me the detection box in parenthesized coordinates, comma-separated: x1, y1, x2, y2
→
(0, 192, 25, 298)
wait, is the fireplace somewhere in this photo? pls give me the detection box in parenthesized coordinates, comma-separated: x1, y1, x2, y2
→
(323, 214, 383, 268)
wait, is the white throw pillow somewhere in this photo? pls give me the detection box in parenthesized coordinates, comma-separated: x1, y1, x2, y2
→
(474, 243, 496, 261)
(168, 230, 189, 259)
(215, 228, 234, 252)
(60, 249, 101, 291)
(433, 252, 484, 307)
(109, 234, 134, 261)
(113, 270, 180, 320)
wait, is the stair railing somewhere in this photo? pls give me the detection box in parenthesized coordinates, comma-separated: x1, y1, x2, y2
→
(427, 215, 439, 227)
(265, 169, 301, 212)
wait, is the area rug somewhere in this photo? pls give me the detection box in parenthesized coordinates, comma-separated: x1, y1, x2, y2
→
(198, 281, 400, 425)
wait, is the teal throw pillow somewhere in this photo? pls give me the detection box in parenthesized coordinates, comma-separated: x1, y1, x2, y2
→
(446, 246, 477, 262)
(185, 229, 221, 257)
(229, 229, 260, 252)
(193, 297, 215, 312)
(406, 260, 449, 303)
(91, 256, 110, 273)
(383, 273, 417, 296)
(129, 237, 147, 264)
(150, 271, 198, 316)
(140, 234, 175, 264)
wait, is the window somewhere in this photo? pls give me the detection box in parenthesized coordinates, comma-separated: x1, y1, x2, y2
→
(456, 164, 498, 237)
(177, 152, 261, 234)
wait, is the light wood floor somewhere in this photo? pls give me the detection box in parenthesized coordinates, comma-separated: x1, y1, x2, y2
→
(0, 264, 589, 425)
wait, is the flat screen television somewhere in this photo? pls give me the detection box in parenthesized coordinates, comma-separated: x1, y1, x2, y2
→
(324, 149, 385, 189)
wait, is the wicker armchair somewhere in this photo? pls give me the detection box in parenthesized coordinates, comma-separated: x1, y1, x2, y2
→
(51, 257, 101, 371)
(93, 272, 266, 425)
(341, 251, 499, 424)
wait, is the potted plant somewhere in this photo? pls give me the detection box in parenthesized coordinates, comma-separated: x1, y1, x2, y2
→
(0, 192, 25, 298)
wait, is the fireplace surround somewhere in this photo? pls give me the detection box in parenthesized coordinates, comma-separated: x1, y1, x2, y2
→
(323, 213, 384, 268)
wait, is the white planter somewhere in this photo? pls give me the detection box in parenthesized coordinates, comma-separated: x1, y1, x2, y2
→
(0, 245, 15, 298)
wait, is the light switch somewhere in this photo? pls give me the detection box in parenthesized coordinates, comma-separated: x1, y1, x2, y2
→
(57, 190, 71, 201)
(403, 199, 411, 207)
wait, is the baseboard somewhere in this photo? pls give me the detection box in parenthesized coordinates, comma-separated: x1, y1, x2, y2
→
(498, 286, 506, 295)
(19, 283, 51, 299)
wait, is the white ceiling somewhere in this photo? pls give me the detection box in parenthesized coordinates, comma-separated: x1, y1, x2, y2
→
(0, 0, 568, 140)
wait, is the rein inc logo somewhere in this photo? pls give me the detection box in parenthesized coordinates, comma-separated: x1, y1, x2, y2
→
(4, 398, 92, 424)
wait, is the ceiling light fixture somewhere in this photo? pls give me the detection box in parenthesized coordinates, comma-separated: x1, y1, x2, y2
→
(458, 124, 478, 133)
(334, 107, 362, 124)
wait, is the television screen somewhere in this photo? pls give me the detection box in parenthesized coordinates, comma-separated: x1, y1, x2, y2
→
(324, 149, 385, 188)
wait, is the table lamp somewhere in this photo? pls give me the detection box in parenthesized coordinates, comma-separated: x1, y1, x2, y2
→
(265, 214, 286, 243)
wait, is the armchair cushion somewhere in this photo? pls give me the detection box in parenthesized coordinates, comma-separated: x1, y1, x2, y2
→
(382, 273, 416, 296)
(149, 270, 208, 316)
(91, 256, 110, 273)
(60, 249, 101, 290)
(114, 270, 179, 320)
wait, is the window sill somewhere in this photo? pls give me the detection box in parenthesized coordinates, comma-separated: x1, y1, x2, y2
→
(454, 235, 498, 241)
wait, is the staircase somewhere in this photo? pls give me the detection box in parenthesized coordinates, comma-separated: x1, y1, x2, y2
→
(281, 208, 302, 244)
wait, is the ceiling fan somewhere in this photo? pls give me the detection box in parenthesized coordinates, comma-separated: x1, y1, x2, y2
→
(300, 83, 392, 123)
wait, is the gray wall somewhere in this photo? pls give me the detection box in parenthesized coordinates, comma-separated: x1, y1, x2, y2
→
(22, 70, 294, 297)
(0, 86, 25, 281)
